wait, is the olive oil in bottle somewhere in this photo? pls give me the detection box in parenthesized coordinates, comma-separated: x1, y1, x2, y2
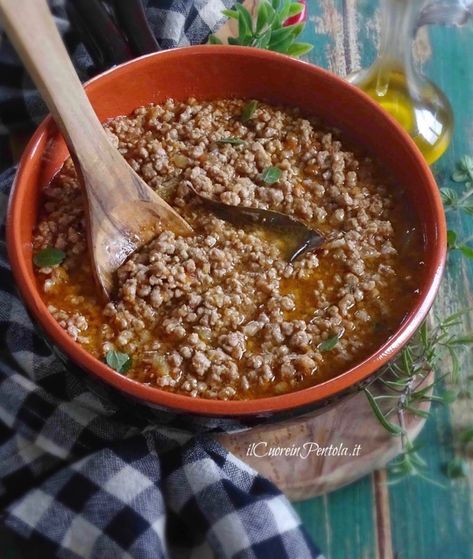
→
(348, 0, 453, 165)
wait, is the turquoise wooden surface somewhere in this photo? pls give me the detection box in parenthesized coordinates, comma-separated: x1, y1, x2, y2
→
(294, 2, 473, 558)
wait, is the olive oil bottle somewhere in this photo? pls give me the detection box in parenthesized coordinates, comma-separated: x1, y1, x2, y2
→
(348, 0, 453, 165)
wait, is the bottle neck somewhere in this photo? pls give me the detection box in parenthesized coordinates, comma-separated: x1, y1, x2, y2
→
(377, 0, 424, 71)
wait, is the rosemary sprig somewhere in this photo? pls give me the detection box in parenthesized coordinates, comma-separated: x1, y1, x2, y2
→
(208, 0, 313, 58)
(441, 155, 473, 259)
(365, 311, 473, 481)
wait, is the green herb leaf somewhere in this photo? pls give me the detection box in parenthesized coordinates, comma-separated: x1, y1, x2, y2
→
(256, 1, 270, 33)
(459, 426, 473, 446)
(217, 137, 246, 146)
(235, 3, 254, 41)
(287, 42, 313, 57)
(255, 29, 272, 49)
(268, 23, 303, 49)
(288, 2, 304, 17)
(364, 389, 404, 435)
(222, 8, 239, 19)
(447, 229, 458, 249)
(452, 170, 469, 183)
(440, 187, 458, 206)
(460, 245, 473, 259)
(208, 35, 223, 44)
(261, 166, 282, 184)
(445, 457, 469, 479)
(241, 99, 258, 123)
(318, 334, 340, 352)
(33, 247, 65, 268)
(105, 350, 132, 374)
(439, 388, 459, 404)
(214, 0, 310, 56)
(448, 334, 473, 346)
(274, 0, 292, 25)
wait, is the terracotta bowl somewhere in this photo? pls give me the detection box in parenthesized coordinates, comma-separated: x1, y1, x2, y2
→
(7, 46, 446, 422)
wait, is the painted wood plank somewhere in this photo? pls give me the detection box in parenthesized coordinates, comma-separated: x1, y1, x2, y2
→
(387, 12, 473, 559)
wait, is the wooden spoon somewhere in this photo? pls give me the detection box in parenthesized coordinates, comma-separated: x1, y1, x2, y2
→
(0, 0, 192, 298)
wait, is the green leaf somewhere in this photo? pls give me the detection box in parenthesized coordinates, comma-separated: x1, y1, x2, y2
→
(217, 137, 246, 146)
(364, 389, 404, 435)
(275, 0, 292, 24)
(268, 23, 303, 48)
(208, 35, 223, 45)
(256, 1, 270, 33)
(318, 334, 340, 352)
(459, 154, 473, 173)
(439, 388, 459, 404)
(241, 99, 258, 123)
(288, 2, 304, 17)
(447, 229, 458, 249)
(445, 457, 468, 479)
(222, 8, 239, 19)
(459, 426, 473, 446)
(261, 166, 282, 184)
(33, 247, 65, 268)
(105, 350, 132, 374)
(460, 245, 473, 259)
(452, 170, 469, 183)
(235, 4, 254, 39)
(287, 42, 313, 57)
(227, 37, 241, 45)
(448, 334, 473, 346)
(440, 187, 458, 206)
(255, 29, 273, 49)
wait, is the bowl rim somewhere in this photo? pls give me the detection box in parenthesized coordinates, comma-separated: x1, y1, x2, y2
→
(6, 45, 447, 417)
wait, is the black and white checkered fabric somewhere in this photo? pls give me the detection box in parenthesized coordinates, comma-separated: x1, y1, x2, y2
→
(0, 1, 323, 557)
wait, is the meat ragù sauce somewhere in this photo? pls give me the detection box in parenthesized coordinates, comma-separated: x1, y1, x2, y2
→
(33, 98, 424, 400)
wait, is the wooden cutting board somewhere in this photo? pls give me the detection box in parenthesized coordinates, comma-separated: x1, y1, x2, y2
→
(217, 373, 433, 500)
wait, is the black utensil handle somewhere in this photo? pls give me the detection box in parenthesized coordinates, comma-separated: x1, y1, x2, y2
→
(65, 1, 108, 70)
(67, 0, 133, 66)
(112, 0, 161, 56)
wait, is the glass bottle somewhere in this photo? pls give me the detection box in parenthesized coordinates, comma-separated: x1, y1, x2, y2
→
(348, 0, 454, 165)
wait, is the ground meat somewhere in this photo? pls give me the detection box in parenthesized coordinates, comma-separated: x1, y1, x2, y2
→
(32, 98, 422, 400)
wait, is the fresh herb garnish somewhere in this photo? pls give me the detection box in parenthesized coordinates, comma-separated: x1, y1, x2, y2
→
(261, 166, 282, 184)
(318, 334, 340, 352)
(452, 155, 473, 183)
(441, 156, 473, 259)
(33, 247, 65, 268)
(105, 350, 132, 374)
(459, 426, 473, 446)
(365, 312, 473, 482)
(208, 0, 312, 58)
(445, 457, 469, 479)
(241, 100, 258, 124)
(217, 137, 246, 146)
(446, 229, 473, 259)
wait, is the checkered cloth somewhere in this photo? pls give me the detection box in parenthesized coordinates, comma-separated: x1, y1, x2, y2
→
(0, 2, 323, 558)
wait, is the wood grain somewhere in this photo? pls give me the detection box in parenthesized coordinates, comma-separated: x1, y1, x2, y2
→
(219, 373, 433, 500)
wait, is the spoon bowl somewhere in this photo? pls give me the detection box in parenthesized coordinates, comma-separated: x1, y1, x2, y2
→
(188, 184, 326, 263)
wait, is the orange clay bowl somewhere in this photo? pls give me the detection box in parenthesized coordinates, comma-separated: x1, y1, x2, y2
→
(7, 46, 446, 420)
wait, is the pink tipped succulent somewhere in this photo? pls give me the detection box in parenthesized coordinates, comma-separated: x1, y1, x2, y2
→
(284, 0, 307, 26)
